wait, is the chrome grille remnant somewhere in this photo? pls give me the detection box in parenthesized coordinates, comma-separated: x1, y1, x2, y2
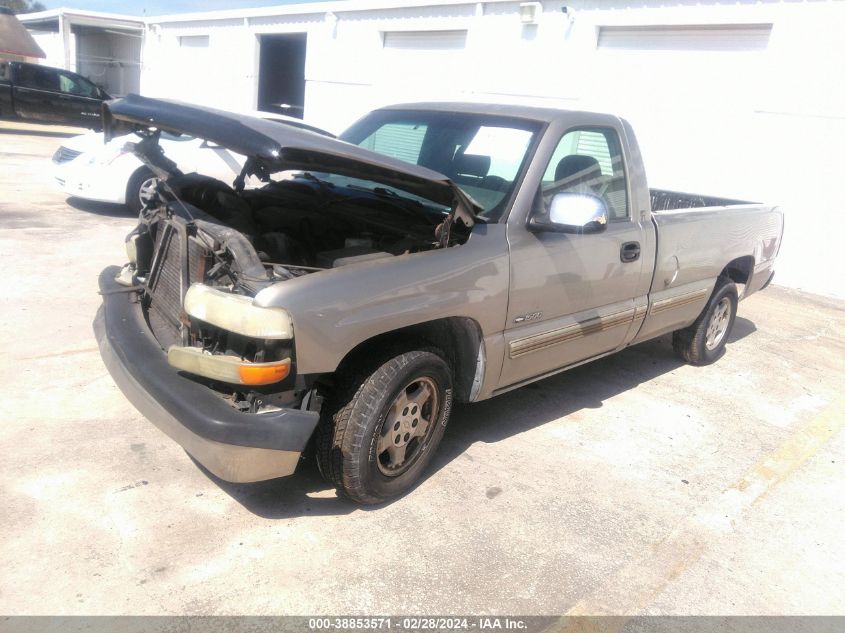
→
(51, 146, 82, 164)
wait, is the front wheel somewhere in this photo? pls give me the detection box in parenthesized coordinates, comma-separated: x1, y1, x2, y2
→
(315, 350, 453, 504)
(126, 167, 158, 214)
(673, 279, 738, 365)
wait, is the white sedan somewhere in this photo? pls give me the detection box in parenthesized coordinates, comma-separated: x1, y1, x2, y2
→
(52, 112, 332, 213)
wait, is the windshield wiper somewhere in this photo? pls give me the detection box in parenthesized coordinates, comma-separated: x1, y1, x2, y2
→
(300, 171, 334, 189)
(373, 185, 418, 204)
(338, 184, 424, 219)
(345, 183, 422, 206)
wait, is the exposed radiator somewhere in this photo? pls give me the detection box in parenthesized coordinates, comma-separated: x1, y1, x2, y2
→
(145, 220, 210, 348)
(147, 224, 183, 347)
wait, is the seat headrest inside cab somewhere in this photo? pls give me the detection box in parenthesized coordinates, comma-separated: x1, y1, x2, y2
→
(454, 153, 491, 178)
(555, 154, 602, 184)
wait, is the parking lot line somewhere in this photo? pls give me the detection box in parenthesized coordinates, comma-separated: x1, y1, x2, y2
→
(559, 397, 845, 625)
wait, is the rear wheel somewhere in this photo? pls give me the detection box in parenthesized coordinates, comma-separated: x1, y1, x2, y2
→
(673, 279, 738, 365)
(126, 167, 158, 214)
(315, 350, 453, 504)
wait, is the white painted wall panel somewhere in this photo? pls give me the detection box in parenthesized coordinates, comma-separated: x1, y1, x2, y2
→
(141, 0, 845, 299)
(29, 31, 67, 69)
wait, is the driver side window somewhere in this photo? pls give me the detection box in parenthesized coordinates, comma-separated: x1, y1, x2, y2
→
(541, 128, 628, 221)
(58, 71, 98, 98)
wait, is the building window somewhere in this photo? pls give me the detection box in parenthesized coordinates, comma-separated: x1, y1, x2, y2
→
(597, 24, 772, 52)
(179, 35, 210, 48)
(382, 30, 467, 51)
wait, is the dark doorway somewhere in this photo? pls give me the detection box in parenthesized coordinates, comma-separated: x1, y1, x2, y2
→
(257, 33, 307, 119)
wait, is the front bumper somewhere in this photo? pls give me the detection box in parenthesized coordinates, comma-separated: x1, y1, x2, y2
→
(94, 266, 320, 483)
(54, 160, 125, 204)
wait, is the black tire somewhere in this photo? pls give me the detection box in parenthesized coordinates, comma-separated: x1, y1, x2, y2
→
(673, 279, 738, 365)
(315, 350, 453, 504)
(126, 167, 157, 214)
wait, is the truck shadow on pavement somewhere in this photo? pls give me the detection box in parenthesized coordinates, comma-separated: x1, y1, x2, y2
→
(204, 317, 756, 518)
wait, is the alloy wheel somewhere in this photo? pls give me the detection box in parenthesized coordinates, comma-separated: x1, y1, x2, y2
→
(138, 176, 159, 208)
(705, 297, 731, 350)
(376, 377, 439, 476)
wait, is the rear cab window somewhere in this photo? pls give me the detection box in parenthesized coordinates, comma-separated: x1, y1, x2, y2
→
(343, 110, 542, 221)
(359, 122, 428, 164)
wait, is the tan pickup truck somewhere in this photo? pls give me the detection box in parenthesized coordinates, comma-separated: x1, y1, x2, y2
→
(95, 96, 783, 503)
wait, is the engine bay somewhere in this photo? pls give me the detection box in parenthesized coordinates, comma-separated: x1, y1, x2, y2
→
(137, 169, 471, 295)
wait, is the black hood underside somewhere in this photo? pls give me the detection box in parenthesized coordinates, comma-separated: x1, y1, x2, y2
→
(103, 95, 477, 226)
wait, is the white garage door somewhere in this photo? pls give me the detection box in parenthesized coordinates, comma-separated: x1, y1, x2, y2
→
(589, 23, 773, 196)
(593, 23, 772, 107)
(597, 24, 771, 52)
(379, 29, 468, 93)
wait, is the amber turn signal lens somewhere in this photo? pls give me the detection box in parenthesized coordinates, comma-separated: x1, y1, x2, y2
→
(238, 361, 291, 386)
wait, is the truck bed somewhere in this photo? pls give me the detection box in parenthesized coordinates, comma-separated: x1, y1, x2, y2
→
(650, 188, 753, 211)
(633, 195, 783, 345)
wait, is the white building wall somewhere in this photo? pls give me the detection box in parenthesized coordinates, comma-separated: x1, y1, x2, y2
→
(145, 0, 845, 299)
(29, 30, 71, 69)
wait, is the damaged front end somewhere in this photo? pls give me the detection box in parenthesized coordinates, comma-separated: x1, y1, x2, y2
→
(96, 96, 479, 482)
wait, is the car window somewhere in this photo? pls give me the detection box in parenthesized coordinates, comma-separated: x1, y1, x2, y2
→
(58, 72, 99, 98)
(343, 111, 540, 221)
(541, 127, 629, 221)
(0, 62, 9, 82)
(15, 64, 59, 92)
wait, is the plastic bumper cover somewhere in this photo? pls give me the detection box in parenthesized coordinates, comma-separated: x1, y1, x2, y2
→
(93, 266, 320, 483)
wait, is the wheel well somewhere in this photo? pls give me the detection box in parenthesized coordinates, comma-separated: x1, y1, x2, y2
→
(332, 317, 484, 402)
(721, 255, 754, 285)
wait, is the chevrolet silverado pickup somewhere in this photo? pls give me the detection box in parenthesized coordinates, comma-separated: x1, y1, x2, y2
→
(0, 60, 109, 129)
(95, 96, 783, 504)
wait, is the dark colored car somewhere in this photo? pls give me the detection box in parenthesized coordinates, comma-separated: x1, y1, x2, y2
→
(0, 60, 109, 129)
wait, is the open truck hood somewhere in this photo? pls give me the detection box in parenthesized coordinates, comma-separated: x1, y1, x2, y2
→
(103, 94, 477, 226)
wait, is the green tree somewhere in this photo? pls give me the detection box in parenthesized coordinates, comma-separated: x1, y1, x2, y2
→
(0, 0, 47, 14)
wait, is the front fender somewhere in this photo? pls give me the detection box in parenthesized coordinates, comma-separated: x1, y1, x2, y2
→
(253, 223, 510, 375)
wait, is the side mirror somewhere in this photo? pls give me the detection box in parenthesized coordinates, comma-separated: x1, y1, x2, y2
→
(529, 192, 608, 234)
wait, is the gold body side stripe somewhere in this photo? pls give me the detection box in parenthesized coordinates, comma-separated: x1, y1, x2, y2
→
(650, 288, 709, 316)
(509, 308, 635, 359)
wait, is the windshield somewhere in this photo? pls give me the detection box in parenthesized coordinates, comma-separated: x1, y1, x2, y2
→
(340, 110, 540, 221)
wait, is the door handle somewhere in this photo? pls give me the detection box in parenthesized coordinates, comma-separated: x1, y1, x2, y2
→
(621, 241, 640, 263)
